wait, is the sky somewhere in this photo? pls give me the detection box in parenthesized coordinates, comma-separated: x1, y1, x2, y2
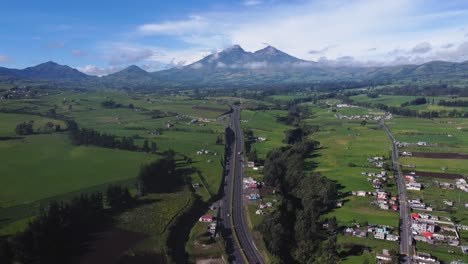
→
(1, 0, 468, 75)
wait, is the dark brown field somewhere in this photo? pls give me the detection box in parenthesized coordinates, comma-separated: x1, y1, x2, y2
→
(411, 152, 468, 159)
(403, 170, 464, 179)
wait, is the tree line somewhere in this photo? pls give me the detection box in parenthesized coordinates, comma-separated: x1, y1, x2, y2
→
(258, 102, 338, 263)
(438, 99, 468, 107)
(259, 140, 338, 263)
(67, 120, 157, 152)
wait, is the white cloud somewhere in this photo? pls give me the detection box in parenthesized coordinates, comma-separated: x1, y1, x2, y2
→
(128, 0, 468, 66)
(0, 55, 9, 63)
(138, 15, 208, 35)
(79, 65, 123, 76)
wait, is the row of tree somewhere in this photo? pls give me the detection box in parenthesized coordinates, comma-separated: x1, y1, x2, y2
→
(400, 97, 427, 107)
(67, 120, 157, 152)
(260, 140, 338, 263)
(438, 99, 468, 107)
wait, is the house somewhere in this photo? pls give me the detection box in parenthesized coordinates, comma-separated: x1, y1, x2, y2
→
(376, 249, 393, 262)
(380, 204, 389, 210)
(344, 227, 355, 234)
(407, 182, 422, 191)
(209, 223, 217, 235)
(356, 191, 367, 197)
(246, 161, 255, 168)
(392, 205, 398, 211)
(255, 210, 265, 215)
(257, 137, 267, 141)
(417, 141, 428, 146)
(414, 252, 440, 263)
(165, 123, 175, 128)
(248, 183, 258, 189)
(199, 215, 214, 222)
(386, 234, 399, 241)
(374, 232, 386, 240)
(412, 222, 435, 233)
(192, 183, 200, 189)
(354, 230, 367, 238)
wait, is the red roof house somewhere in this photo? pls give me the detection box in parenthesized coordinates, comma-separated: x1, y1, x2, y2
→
(411, 213, 420, 219)
(199, 215, 214, 222)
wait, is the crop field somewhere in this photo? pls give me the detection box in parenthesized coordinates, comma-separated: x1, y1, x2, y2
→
(350, 94, 468, 112)
(400, 156, 468, 175)
(387, 117, 468, 153)
(0, 112, 66, 136)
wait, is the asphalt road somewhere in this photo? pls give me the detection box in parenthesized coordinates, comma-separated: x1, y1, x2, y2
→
(221, 106, 264, 264)
(381, 121, 411, 263)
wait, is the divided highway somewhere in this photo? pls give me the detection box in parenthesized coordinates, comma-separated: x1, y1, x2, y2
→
(380, 121, 411, 264)
(221, 106, 264, 264)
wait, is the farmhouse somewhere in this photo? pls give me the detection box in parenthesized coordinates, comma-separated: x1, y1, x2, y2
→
(374, 232, 385, 240)
(199, 215, 214, 222)
(414, 252, 440, 264)
(376, 249, 393, 262)
(407, 182, 422, 191)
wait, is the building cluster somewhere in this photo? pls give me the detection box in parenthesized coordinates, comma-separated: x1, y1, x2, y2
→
(334, 114, 382, 121)
(455, 178, 468, 192)
(0, 86, 47, 100)
(367, 156, 386, 168)
(343, 224, 399, 242)
(408, 198, 432, 211)
(396, 141, 431, 148)
(404, 174, 423, 191)
(411, 213, 460, 247)
(198, 214, 217, 237)
(413, 252, 440, 264)
(196, 149, 217, 155)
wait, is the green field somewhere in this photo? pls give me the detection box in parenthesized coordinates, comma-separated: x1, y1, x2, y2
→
(0, 90, 229, 263)
(240, 109, 290, 159)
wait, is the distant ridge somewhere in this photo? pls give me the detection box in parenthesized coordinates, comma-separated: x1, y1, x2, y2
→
(1, 45, 468, 88)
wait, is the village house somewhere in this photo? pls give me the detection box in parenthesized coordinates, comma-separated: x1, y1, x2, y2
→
(376, 249, 393, 263)
(209, 222, 217, 235)
(165, 123, 175, 128)
(374, 232, 386, 240)
(199, 215, 214, 222)
(246, 161, 255, 168)
(414, 252, 440, 264)
(386, 234, 399, 241)
(407, 182, 422, 191)
(411, 222, 435, 234)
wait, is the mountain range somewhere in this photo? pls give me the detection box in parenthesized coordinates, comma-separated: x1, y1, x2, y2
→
(1, 45, 468, 88)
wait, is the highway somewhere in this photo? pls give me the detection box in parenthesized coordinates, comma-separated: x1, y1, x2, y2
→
(380, 120, 412, 264)
(221, 105, 264, 264)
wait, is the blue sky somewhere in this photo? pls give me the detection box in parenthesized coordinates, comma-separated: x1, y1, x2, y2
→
(1, 0, 468, 75)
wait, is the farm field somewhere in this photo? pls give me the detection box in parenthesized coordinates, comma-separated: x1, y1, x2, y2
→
(386, 114, 468, 262)
(0, 90, 229, 263)
(387, 117, 468, 153)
